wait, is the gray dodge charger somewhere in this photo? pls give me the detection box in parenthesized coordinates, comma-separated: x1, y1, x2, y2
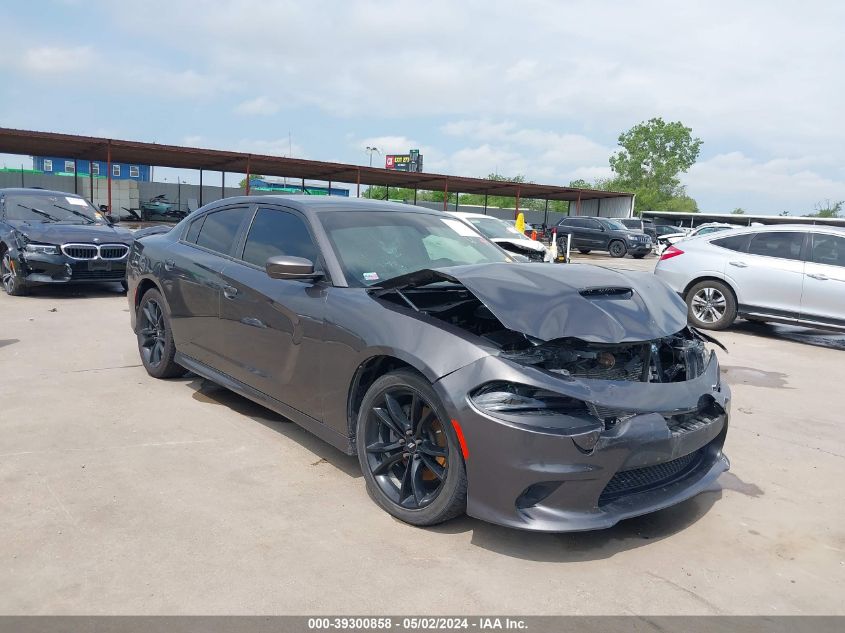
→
(127, 196, 730, 532)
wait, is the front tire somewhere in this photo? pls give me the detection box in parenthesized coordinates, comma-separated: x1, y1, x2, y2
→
(356, 370, 467, 526)
(608, 240, 627, 258)
(1, 252, 29, 296)
(686, 280, 737, 330)
(137, 288, 185, 378)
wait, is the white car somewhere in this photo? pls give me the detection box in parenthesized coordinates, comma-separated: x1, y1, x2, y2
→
(446, 212, 552, 262)
(657, 223, 735, 252)
(654, 224, 845, 331)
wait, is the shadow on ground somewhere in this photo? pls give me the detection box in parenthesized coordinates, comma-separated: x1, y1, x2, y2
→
(178, 375, 758, 563)
(731, 320, 845, 351)
(13, 282, 125, 300)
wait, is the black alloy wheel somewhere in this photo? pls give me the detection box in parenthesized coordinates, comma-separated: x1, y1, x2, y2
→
(137, 289, 185, 378)
(1, 252, 28, 296)
(609, 240, 627, 258)
(357, 370, 466, 525)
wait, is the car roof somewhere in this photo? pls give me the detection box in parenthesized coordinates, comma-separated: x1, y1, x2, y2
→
(0, 187, 88, 198)
(447, 211, 507, 221)
(704, 223, 845, 236)
(200, 195, 444, 216)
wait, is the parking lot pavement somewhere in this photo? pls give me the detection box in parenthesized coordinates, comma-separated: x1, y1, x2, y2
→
(1, 276, 843, 616)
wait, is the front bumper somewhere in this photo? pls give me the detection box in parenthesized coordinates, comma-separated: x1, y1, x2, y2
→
(14, 252, 127, 285)
(627, 242, 653, 255)
(434, 353, 730, 532)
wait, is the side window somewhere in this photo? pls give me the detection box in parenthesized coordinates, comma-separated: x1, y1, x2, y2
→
(747, 231, 805, 261)
(712, 234, 750, 253)
(586, 219, 601, 230)
(43, 159, 53, 172)
(184, 215, 205, 243)
(113, 164, 121, 177)
(242, 208, 319, 267)
(195, 207, 250, 255)
(810, 233, 845, 268)
(568, 218, 587, 228)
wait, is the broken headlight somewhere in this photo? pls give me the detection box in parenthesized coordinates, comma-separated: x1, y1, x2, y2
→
(471, 382, 589, 417)
(24, 243, 59, 255)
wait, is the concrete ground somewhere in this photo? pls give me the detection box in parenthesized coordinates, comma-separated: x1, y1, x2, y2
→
(1, 254, 843, 615)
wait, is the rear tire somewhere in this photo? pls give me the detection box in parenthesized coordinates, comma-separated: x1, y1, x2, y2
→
(356, 370, 467, 526)
(608, 240, 627, 258)
(1, 251, 29, 296)
(578, 249, 591, 254)
(137, 288, 185, 378)
(686, 280, 737, 330)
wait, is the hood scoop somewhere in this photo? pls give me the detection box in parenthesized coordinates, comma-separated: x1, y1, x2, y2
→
(579, 287, 633, 300)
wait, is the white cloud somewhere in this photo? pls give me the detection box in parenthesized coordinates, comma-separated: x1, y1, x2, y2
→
(236, 137, 305, 158)
(21, 45, 94, 73)
(687, 152, 845, 214)
(234, 96, 280, 116)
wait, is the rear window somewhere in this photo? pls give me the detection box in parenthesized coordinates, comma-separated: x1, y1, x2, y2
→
(194, 207, 249, 255)
(746, 231, 805, 261)
(712, 234, 750, 253)
(810, 233, 845, 268)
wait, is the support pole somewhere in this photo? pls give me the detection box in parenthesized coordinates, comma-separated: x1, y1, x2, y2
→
(483, 192, 488, 214)
(199, 169, 203, 206)
(328, 180, 331, 196)
(74, 159, 78, 194)
(442, 179, 449, 211)
(356, 168, 360, 198)
(413, 187, 417, 206)
(89, 162, 94, 204)
(20, 164, 24, 187)
(543, 198, 549, 227)
(301, 177, 305, 193)
(514, 184, 521, 220)
(454, 193, 459, 211)
(385, 186, 389, 201)
(576, 191, 582, 216)
(245, 156, 251, 195)
(107, 140, 112, 216)
(222, 171, 226, 200)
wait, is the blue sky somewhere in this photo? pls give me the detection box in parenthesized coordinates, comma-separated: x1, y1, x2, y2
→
(1, 0, 844, 214)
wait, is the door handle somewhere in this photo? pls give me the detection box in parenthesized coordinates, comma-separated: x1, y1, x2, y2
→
(728, 261, 748, 268)
(223, 285, 239, 299)
(164, 259, 175, 271)
(807, 273, 828, 281)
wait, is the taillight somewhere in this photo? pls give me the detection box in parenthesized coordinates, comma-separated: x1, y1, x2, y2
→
(659, 246, 684, 261)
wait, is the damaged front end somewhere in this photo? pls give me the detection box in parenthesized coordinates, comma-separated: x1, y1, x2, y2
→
(373, 264, 731, 531)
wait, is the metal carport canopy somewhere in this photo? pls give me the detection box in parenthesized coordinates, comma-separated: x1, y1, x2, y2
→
(0, 127, 630, 202)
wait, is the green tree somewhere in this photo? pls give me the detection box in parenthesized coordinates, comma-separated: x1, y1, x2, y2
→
(240, 174, 265, 188)
(609, 117, 702, 211)
(805, 199, 842, 218)
(731, 207, 746, 215)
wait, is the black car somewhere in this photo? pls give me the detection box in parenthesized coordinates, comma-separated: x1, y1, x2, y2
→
(620, 217, 657, 242)
(0, 188, 133, 295)
(128, 196, 730, 531)
(556, 217, 652, 258)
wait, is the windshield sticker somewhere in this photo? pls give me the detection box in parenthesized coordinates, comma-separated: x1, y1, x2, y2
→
(66, 197, 88, 206)
(441, 218, 478, 237)
(363, 272, 379, 281)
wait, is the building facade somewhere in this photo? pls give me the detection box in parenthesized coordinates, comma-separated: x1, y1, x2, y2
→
(32, 156, 152, 181)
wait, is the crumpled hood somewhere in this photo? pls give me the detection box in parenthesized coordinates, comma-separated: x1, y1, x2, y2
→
(9, 220, 134, 245)
(490, 237, 546, 252)
(377, 262, 688, 343)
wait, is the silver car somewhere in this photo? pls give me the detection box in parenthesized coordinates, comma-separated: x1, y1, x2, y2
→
(654, 224, 845, 331)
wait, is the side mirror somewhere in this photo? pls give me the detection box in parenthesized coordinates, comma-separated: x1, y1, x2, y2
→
(265, 255, 324, 280)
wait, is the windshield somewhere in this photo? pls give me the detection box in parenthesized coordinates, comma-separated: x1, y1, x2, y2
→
(599, 219, 627, 231)
(5, 194, 102, 224)
(319, 211, 511, 287)
(463, 216, 527, 241)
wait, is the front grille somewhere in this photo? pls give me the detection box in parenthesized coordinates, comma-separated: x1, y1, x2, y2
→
(573, 358, 644, 382)
(62, 244, 98, 259)
(598, 448, 705, 506)
(61, 243, 129, 260)
(70, 269, 125, 280)
(99, 244, 129, 259)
